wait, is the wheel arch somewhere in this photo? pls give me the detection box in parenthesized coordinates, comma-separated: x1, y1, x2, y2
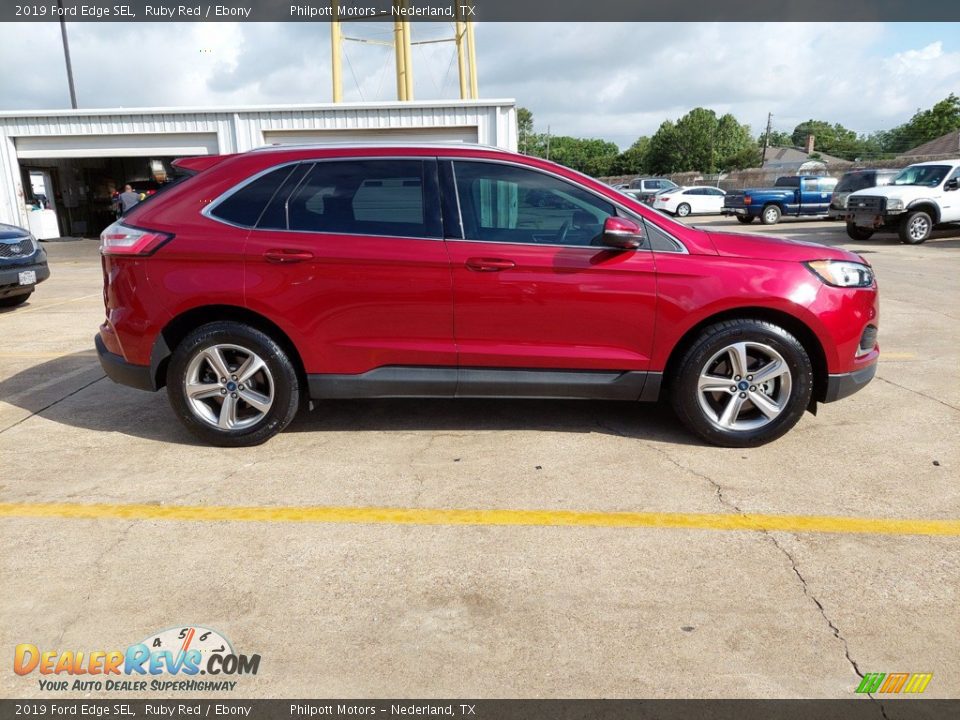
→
(662, 306, 829, 406)
(905, 200, 941, 224)
(152, 305, 307, 391)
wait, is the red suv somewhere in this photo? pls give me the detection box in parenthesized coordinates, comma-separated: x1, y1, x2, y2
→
(96, 144, 878, 447)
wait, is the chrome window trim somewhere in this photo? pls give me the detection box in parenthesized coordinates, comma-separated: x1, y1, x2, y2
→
(201, 155, 443, 241)
(446, 156, 688, 254)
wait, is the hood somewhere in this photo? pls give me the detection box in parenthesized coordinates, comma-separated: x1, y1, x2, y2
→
(848, 185, 937, 201)
(707, 230, 862, 263)
(0, 223, 30, 240)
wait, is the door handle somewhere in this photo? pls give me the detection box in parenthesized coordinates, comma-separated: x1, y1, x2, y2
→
(264, 249, 314, 264)
(465, 257, 516, 272)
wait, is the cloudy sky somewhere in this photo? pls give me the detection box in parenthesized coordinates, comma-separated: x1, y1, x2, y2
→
(1, 22, 958, 148)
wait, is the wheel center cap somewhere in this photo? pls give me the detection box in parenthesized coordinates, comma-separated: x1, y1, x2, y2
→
(738, 381, 749, 391)
(226, 381, 237, 392)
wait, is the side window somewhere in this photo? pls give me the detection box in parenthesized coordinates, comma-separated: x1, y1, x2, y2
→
(642, 219, 684, 253)
(283, 159, 439, 238)
(210, 165, 296, 227)
(709, 188, 726, 196)
(452, 161, 616, 247)
(647, 180, 661, 190)
(257, 163, 313, 230)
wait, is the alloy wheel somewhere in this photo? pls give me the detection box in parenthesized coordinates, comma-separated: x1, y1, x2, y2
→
(696, 341, 793, 431)
(908, 215, 930, 242)
(184, 344, 275, 430)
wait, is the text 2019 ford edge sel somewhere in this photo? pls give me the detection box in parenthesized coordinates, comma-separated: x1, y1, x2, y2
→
(95, 144, 878, 447)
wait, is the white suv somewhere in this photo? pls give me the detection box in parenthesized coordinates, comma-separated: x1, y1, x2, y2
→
(845, 160, 960, 243)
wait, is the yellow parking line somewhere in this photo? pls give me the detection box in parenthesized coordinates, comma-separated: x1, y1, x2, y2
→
(12, 294, 100, 314)
(0, 502, 957, 537)
(882, 353, 917, 360)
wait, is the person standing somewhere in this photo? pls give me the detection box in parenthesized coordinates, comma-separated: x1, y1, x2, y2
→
(117, 184, 141, 214)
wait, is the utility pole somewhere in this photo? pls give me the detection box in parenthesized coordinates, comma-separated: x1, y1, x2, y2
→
(330, 1, 342, 102)
(760, 112, 773, 166)
(57, 0, 78, 109)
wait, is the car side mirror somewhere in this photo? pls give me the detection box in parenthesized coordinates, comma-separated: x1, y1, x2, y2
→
(945, 178, 959, 191)
(601, 217, 644, 250)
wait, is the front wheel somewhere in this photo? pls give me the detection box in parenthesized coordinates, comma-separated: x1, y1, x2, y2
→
(845, 223, 874, 241)
(735, 215, 755, 224)
(166, 321, 300, 447)
(761, 205, 782, 225)
(899, 210, 933, 244)
(670, 320, 813, 447)
(675, 203, 691, 217)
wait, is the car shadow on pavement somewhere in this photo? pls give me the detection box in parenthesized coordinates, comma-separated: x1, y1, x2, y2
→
(0, 351, 700, 447)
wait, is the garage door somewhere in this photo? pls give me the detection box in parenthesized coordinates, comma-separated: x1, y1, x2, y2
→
(15, 133, 219, 159)
(262, 127, 478, 146)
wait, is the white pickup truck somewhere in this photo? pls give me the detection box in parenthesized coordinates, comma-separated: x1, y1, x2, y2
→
(844, 159, 960, 243)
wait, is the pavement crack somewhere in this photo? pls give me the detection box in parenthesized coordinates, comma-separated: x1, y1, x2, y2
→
(629, 432, 879, 706)
(874, 374, 960, 412)
(0, 374, 106, 435)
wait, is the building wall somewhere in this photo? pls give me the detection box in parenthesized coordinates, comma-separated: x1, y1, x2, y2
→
(0, 100, 516, 230)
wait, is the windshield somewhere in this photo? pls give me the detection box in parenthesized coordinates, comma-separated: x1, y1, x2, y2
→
(835, 174, 874, 193)
(892, 165, 950, 187)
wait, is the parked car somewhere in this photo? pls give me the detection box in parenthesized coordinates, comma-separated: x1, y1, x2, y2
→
(0, 223, 49, 308)
(653, 186, 727, 217)
(96, 145, 879, 448)
(844, 160, 960, 243)
(627, 177, 679, 204)
(722, 176, 838, 225)
(827, 169, 900, 220)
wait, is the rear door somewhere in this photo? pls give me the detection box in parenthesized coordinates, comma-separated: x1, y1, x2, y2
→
(442, 159, 657, 372)
(241, 157, 455, 376)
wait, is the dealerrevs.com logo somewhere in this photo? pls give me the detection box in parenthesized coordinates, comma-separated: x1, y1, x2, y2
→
(13, 626, 261, 693)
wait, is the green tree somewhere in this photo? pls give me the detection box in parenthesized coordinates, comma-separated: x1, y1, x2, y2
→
(609, 136, 650, 175)
(883, 94, 960, 154)
(759, 130, 793, 148)
(790, 120, 862, 159)
(646, 120, 683, 174)
(517, 107, 535, 155)
(544, 136, 620, 176)
(715, 114, 756, 169)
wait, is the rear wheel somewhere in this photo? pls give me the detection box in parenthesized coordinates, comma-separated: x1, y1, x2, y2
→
(675, 203, 691, 217)
(899, 210, 932, 244)
(670, 319, 813, 447)
(0, 292, 31, 308)
(735, 215, 755, 224)
(761, 205, 782, 225)
(166, 321, 300, 447)
(845, 223, 874, 241)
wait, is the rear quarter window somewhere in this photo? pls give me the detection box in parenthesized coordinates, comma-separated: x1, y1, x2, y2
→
(209, 165, 295, 227)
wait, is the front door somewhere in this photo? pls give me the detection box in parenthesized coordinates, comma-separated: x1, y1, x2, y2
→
(443, 160, 657, 372)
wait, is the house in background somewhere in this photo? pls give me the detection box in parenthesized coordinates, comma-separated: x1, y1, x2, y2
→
(761, 136, 846, 174)
(897, 130, 960, 160)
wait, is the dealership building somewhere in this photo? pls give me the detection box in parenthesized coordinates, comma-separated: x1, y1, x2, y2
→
(0, 99, 517, 238)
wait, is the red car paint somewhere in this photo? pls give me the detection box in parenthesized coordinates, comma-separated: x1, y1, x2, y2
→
(98, 144, 878, 422)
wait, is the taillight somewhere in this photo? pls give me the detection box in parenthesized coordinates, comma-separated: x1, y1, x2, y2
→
(744, 196, 752, 205)
(659, 196, 671, 202)
(100, 222, 173, 256)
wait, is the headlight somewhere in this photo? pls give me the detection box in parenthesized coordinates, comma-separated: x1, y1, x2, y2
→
(805, 260, 874, 288)
(886, 198, 904, 211)
(27, 233, 39, 252)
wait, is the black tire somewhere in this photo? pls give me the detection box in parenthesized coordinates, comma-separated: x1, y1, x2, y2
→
(735, 215, 755, 224)
(898, 210, 933, 244)
(0, 292, 31, 308)
(166, 321, 300, 447)
(760, 205, 782, 225)
(845, 223, 874, 241)
(670, 319, 814, 447)
(675, 203, 691, 218)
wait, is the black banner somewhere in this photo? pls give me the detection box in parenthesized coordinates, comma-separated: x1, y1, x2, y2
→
(3, 700, 960, 720)
(3, 0, 960, 22)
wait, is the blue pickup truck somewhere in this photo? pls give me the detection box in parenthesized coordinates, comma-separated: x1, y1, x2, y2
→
(721, 176, 838, 225)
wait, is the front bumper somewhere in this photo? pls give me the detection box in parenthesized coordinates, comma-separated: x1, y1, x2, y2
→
(0, 260, 50, 298)
(95, 333, 157, 392)
(823, 362, 877, 403)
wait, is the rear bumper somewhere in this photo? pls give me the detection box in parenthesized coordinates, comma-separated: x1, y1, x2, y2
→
(95, 333, 157, 392)
(721, 208, 749, 216)
(823, 362, 877, 403)
(0, 260, 50, 297)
